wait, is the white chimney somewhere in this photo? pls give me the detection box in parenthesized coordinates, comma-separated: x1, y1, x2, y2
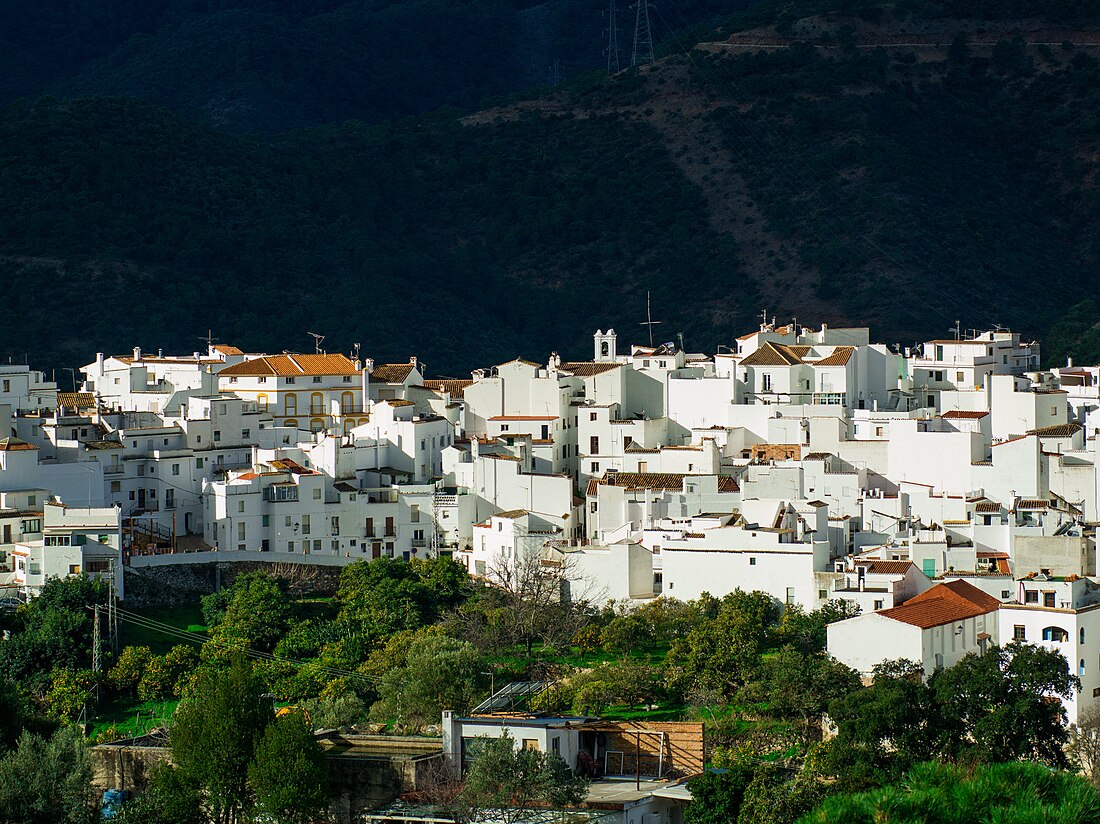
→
(1067, 356, 1074, 368)
(133, 347, 142, 362)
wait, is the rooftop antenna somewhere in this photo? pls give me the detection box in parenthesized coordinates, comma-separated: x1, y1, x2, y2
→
(352, 342, 361, 361)
(640, 291, 662, 347)
(605, 0, 621, 74)
(308, 332, 325, 354)
(677, 331, 685, 352)
(631, 0, 654, 66)
(952, 320, 961, 342)
(198, 329, 218, 349)
(760, 307, 769, 329)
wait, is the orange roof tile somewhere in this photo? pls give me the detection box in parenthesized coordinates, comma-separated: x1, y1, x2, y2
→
(878, 580, 999, 629)
(371, 363, 417, 384)
(219, 353, 359, 377)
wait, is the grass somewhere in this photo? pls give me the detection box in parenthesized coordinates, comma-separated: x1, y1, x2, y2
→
(599, 703, 688, 722)
(90, 694, 182, 740)
(118, 603, 208, 654)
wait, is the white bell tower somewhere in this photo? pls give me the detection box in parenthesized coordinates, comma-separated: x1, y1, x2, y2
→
(594, 328, 617, 362)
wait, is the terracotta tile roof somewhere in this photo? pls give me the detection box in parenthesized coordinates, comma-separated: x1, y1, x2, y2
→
(803, 452, 832, 461)
(57, 392, 96, 409)
(560, 362, 622, 377)
(219, 354, 359, 377)
(942, 410, 989, 419)
(84, 440, 124, 450)
(491, 509, 528, 520)
(212, 344, 244, 355)
(0, 437, 37, 451)
(812, 347, 854, 366)
(740, 342, 804, 367)
(625, 445, 659, 453)
(1027, 423, 1082, 438)
(974, 500, 1001, 513)
(381, 398, 415, 407)
(496, 357, 541, 368)
(423, 379, 473, 398)
(855, 560, 915, 575)
(371, 363, 417, 384)
(596, 472, 739, 493)
(878, 580, 1000, 629)
(1016, 499, 1050, 510)
(481, 453, 521, 462)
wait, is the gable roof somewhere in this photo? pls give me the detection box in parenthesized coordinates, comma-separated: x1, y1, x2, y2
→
(941, 410, 989, 419)
(812, 346, 855, 367)
(740, 342, 804, 367)
(855, 560, 917, 576)
(1027, 422, 1083, 438)
(371, 363, 418, 384)
(560, 361, 622, 377)
(218, 353, 359, 377)
(423, 379, 473, 398)
(878, 580, 1000, 629)
(57, 392, 96, 410)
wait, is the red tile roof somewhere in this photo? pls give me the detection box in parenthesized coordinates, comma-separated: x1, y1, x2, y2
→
(219, 353, 359, 377)
(941, 410, 989, 419)
(878, 580, 1000, 629)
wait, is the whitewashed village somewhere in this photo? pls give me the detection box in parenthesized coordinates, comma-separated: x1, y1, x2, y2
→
(3, 318, 1100, 735)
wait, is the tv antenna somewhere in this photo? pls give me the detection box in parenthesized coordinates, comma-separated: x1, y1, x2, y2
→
(198, 329, 218, 349)
(605, 0, 621, 74)
(308, 332, 325, 354)
(631, 0, 654, 66)
(640, 291, 662, 347)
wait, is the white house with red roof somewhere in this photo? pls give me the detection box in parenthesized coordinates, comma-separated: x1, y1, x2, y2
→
(827, 579, 1001, 677)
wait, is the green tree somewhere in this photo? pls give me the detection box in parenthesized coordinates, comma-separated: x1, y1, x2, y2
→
(824, 660, 941, 789)
(666, 590, 783, 698)
(203, 573, 291, 661)
(0, 726, 95, 824)
(684, 765, 755, 824)
(139, 644, 200, 701)
(371, 634, 484, 726)
(740, 647, 861, 735)
(930, 642, 1078, 768)
(113, 765, 203, 824)
(456, 734, 589, 824)
(44, 668, 98, 721)
(108, 645, 153, 694)
(736, 768, 824, 824)
(248, 711, 330, 824)
(800, 760, 1100, 823)
(170, 657, 272, 823)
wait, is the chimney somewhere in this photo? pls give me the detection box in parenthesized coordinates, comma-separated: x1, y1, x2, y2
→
(1067, 356, 1074, 368)
(157, 348, 163, 358)
(410, 356, 419, 371)
(95, 352, 104, 371)
(364, 358, 375, 373)
(193, 352, 201, 362)
(133, 347, 142, 362)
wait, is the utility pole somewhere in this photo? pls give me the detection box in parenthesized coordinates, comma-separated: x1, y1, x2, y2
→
(92, 605, 101, 674)
(606, 0, 620, 74)
(308, 332, 325, 354)
(640, 291, 662, 347)
(631, 0, 654, 66)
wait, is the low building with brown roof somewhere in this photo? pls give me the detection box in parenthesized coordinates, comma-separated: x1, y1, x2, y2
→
(828, 579, 1001, 677)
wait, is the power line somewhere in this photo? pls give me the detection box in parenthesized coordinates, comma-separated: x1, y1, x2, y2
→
(631, 0, 654, 66)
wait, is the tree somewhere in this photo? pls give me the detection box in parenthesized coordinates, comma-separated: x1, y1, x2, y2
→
(1070, 704, 1100, 788)
(248, 711, 330, 824)
(169, 657, 272, 823)
(930, 642, 1079, 767)
(0, 726, 96, 824)
(665, 590, 783, 698)
(113, 765, 203, 824)
(739, 647, 861, 736)
(203, 573, 291, 662)
(824, 659, 941, 789)
(684, 765, 755, 824)
(735, 767, 824, 824)
(455, 734, 589, 824)
(801, 761, 1100, 823)
(108, 645, 153, 694)
(139, 645, 200, 701)
(371, 633, 484, 727)
(44, 668, 98, 721)
(774, 601, 860, 655)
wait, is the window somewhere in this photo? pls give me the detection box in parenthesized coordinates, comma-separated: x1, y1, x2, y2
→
(785, 587, 795, 605)
(935, 345, 944, 360)
(213, 430, 221, 442)
(172, 463, 180, 476)
(257, 393, 269, 411)
(411, 505, 420, 523)
(242, 428, 250, 439)
(196, 457, 204, 469)
(331, 516, 340, 535)
(1013, 625, 1026, 641)
(591, 462, 600, 472)
(301, 515, 310, 535)
(590, 502, 597, 513)
(1083, 628, 1087, 645)
(332, 540, 339, 551)
(762, 374, 772, 391)
(110, 481, 121, 493)
(237, 522, 246, 540)
(238, 500, 245, 513)
(749, 557, 756, 566)
(288, 541, 294, 552)
(313, 539, 321, 551)
(229, 376, 238, 383)
(590, 436, 599, 454)
(1, 381, 7, 392)
(165, 489, 174, 509)
(589, 412, 597, 422)
(1044, 591, 1056, 608)
(1001, 590, 1011, 599)
(285, 393, 298, 415)
(313, 376, 322, 383)
(1042, 627, 1069, 642)
(262, 515, 269, 527)
(313, 488, 321, 500)
(343, 376, 352, 383)
(874, 600, 884, 610)
(521, 739, 539, 751)
(1082, 659, 1087, 677)
(1025, 590, 1039, 603)
(819, 589, 827, 599)
(956, 371, 964, 383)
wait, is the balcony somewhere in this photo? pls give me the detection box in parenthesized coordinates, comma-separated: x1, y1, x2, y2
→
(104, 465, 125, 476)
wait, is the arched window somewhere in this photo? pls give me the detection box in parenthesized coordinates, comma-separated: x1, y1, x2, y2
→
(600, 341, 609, 356)
(1081, 659, 1087, 677)
(343, 420, 353, 435)
(285, 393, 298, 415)
(358, 418, 369, 428)
(257, 392, 269, 412)
(310, 392, 324, 415)
(1042, 627, 1069, 642)
(1082, 628, 1086, 645)
(341, 391, 354, 414)
(284, 419, 299, 429)
(310, 418, 325, 433)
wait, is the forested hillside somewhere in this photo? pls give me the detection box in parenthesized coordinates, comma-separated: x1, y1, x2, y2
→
(2, 1, 1100, 373)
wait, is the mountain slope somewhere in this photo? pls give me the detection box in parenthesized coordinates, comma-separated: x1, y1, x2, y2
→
(2, 4, 1100, 373)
